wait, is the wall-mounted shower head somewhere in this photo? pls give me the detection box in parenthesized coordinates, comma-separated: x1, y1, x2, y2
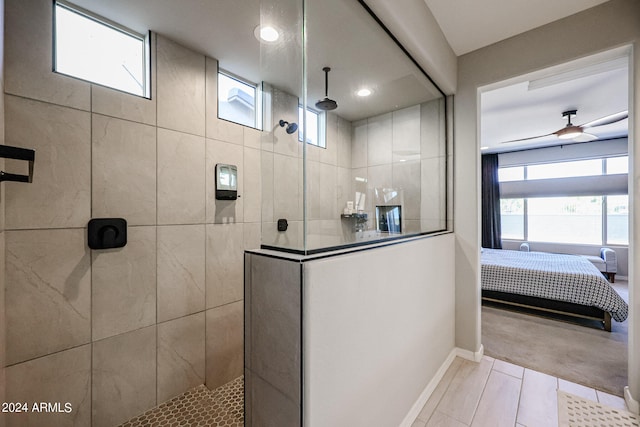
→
(316, 66, 337, 111)
(279, 119, 298, 134)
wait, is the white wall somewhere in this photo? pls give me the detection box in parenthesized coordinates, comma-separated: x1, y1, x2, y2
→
(302, 234, 455, 426)
(455, 0, 640, 409)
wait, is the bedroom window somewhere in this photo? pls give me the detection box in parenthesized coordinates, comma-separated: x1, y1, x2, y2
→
(607, 195, 629, 245)
(500, 198, 524, 239)
(497, 155, 629, 246)
(54, 1, 150, 98)
(527, 159, 601, 180)
(528, 196, 602, 245)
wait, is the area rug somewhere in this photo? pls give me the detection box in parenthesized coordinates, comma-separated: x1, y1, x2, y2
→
(558, 390, 639, 427)
(482, 303, 628, 396)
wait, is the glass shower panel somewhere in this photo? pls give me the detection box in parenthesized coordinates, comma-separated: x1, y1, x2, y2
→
(259, 0, 305, 252)
(259, 0, 449, 254)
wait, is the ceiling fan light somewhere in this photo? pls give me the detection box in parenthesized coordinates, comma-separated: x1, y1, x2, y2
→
(557, 125, 583, 140)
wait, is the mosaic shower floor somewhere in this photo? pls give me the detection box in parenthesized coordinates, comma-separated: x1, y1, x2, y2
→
(119, 376, 244, 427)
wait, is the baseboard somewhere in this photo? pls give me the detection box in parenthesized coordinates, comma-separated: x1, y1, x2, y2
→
(399, 345, 485, 427)
(398, 348, 458, 427)
(624, 386, 640, 414)
(456, 344, 484, 362)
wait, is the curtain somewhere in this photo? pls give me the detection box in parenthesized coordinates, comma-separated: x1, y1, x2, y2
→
(482, 154, 502, 249)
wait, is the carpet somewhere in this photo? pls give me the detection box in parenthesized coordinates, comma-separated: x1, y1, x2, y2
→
(482, 283, 628, 396)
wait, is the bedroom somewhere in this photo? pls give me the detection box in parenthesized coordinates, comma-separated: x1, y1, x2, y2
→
(479, 49, 630, 396)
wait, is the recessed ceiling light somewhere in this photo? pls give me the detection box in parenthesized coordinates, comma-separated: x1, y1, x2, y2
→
(254, 25, 279, 43)
(356, 88, 372, 97)
(481, 146, 489, 150)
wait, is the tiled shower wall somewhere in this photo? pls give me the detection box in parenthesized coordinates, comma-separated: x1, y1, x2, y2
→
(0, 1, 6, 426)
(2, 0, 266, 425)
(351, 99, 447, 234)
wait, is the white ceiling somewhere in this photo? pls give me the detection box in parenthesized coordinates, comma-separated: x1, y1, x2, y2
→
(423, 0, 611, 56)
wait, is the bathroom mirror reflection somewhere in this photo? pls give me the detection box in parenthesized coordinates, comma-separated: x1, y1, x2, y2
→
(260, 0, 449, 253)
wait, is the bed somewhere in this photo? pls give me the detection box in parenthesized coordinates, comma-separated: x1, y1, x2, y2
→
(481, 248, 628, 331)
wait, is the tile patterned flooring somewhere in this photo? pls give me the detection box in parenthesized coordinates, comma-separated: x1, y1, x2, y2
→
(411, 356, 630, 427)
(118, 376, 243, 427)
(118, 356, 632, 427)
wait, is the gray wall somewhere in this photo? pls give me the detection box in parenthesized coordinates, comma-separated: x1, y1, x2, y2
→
(455, 0, 640, 409)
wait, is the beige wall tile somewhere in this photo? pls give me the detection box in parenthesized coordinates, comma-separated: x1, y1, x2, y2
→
(307, 161, 337, 220)
(421, 98, 446, 160)
(92, 226, 156, 341)
(261, 151, 275, 223)
(205, 301, 243, 389)
(243, 147, 262, 223)
(4, 0, 90, 110)
(6, 345, 91, 427)
(92, 326, 156, 427)
(206, 139, 244, 223)
(336, 166, 351, 215)
(351, 119, 368, 169)
(157, 225, 205, 322)
(206, 224, 244, 308)
(244, 222, 261, 251)
(248, 255, 301, 404)
(157, 35, 205, 136)
(393, 160, 421, 220)
(320, 112, 338, 165)
(157, 128, 205, 224)
(6, 229, 90, 365)
(393, 105, 421, 163)
(210, 119, 244, 146)
(92, 114, 157, 225)
(337, 116, 352, 168)
(421, 157, 446, 230)
(244, 127, 263, 150)
(158, 313, 205, 403)
(367, 112, 392, 166)
(206, 223, 243, 308)
(250, 373, 300, 427)
(5, 96, 90, 229)
(273, 154, 302, 221)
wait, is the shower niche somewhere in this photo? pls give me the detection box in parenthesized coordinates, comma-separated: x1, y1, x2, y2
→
(257, 0, 450, 255)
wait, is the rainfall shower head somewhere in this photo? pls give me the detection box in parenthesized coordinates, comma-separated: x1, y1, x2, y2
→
(279, 119, 298, 134)
(315, 67, 337, 111)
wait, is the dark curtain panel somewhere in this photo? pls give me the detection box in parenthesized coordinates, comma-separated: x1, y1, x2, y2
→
(481, 154, 502, 249)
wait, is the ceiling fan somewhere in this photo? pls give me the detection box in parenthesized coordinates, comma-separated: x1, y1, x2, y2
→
(500, 109, 628, 144)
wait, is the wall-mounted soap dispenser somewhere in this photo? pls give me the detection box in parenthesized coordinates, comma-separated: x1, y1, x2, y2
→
(215, 163, 238, 200)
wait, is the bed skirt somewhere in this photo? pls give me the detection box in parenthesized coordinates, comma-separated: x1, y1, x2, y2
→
(482, 290, 611, 331)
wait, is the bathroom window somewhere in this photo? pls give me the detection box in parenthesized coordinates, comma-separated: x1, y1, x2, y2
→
(218, 71, 262, 129)
(298, 106, 326, 148)
(54, 1, 150, 98)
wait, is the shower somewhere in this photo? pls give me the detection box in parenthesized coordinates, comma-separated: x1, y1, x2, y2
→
(279, 119, 298, 134)
(315, 66, 338, 111)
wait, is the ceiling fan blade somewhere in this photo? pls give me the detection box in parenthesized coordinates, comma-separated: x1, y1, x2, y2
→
(580, 111, 628, 128)
(499, 133, 554, 144)
(573, 132, 598, 142)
